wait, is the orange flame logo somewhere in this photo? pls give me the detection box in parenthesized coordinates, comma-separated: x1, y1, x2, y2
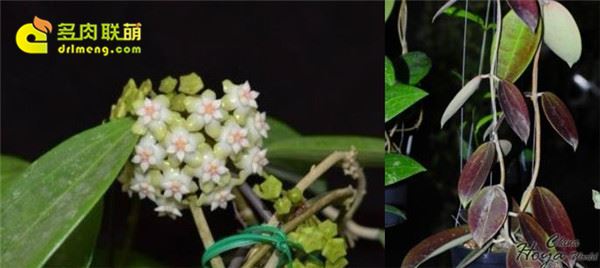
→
(32, 16, 52, 33)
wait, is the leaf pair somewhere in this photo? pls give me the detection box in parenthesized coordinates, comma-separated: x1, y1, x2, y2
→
(384, 54, 430, 122)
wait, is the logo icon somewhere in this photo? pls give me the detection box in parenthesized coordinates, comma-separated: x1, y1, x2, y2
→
(16, 16, 52, 54)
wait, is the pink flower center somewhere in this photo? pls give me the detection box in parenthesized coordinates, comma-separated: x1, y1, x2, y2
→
(144, 105, 156, 116)
(175, 137, 187, 150)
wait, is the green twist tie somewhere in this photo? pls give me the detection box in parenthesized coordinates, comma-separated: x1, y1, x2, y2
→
(202, 225, 302, 268)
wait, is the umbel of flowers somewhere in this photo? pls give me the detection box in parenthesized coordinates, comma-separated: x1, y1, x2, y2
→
(112, 72, 270, 219)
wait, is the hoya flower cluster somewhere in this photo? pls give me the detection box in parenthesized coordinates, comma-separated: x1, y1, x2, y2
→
(115, 73, 270, 219)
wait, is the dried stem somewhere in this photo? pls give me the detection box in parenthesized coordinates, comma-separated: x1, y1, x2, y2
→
(520, 44, 543, 211)
(241, 187, 356, 268)
(188, 196, 225, 268)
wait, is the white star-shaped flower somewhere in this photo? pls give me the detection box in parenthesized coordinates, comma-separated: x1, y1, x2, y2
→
(237, 81, 259, 108)
(154, 198, 184, 219)
(195, 155, 229, 184)
(131, 135, 165, 171)
(219, 123, 250, 154)
(165, 127, 197, 162)
(239, 148, 269, 174)
(136, 97, 170, 125)
(209, 187, 235, 211)
(160, 169, 195, 201)
(188, 96, 223, 125)
(130, 171, 157, 201)
(249, 112, 270, 138)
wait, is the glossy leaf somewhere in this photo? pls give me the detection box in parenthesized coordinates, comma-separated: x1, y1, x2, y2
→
(385, 204, 407, 227)
(518, 213, 551, 253)
(266, 136, 383, 167)
(0, 118, 137, 268)
(458, 142, 496, 206)
(385, 56, 396, 86)
(0, 155, 29, 184)
(468, 185, 508, 247)
(385, 153, 426, 186)
(385, 83, 428, 122)
(440, 75, 483, 128)
(432, 0, 459, 22)
(264, 116, 301, 146)
(494, 10, 542, 82)
(402, 51, 431, 85)
(531, 187, 576, 267)
(401, 226, 471, 268)
(507, 0, 539, 32)
(540, 92, 578, 151)
(507, 245, 541, 268)
(385, 0, 395, 22)
(543, 0, 581, 67)
(498, 80, 531, 143)
(45, 202, 104, 267)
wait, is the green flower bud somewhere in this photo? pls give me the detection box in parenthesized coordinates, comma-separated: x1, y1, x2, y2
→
(222, 79, 235, 93)
(185, 115, 204, 132)
(221, 94, 238, 111)
(253, 175, 282, 200)
(213, 142, 232, 159)
(321, 238, 347, 262)
(178, 72, 204, 95)
(200, 181, 215, 193)
(170, 94, 187, 112)
(318, 220, 338, 239)
(291, 259, 305, 268)
(274, 197, 291, 215)
(205, 121, 222, 139)
(150, 123, 168, 141)
(131, 121, 146, 135)
(325, 258, 348, 268)
(159, 76, 177, 93)
(139, 79, 153, 96)
(201, 89, 217, 99)
(286, 187, 303, 204)
(305, 259, 324, 268)
(147, 169, 162, 187)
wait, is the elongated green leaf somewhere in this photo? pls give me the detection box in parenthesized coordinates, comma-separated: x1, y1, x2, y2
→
(385, 204, 407, 227)
(402, 52, 431, 85)
(1, 118, 137, 268)
(495, 10, 542, 82)
(543, 0, 581, 67)
(0, 155, 29, 185)
(385, 204, 406, 219)
(385, 83, 428, 122)
(440, 75, 483, 128)
(475, 112, 504, 138)
(385, 0, 395, 22)
(266, 136, 383, 167)
(402, 226, 471, 268)
(385, 153, 425, 186)
(45, 202, 104, 267)
(385, 57, 396, 86)
(443, 6, 495, 31)
(432, 0, 459, 22)
(264, 116, 301, 146)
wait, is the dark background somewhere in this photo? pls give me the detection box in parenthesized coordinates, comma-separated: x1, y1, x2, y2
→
(1, 2, 384, 267)
(386, 1, 599, 267)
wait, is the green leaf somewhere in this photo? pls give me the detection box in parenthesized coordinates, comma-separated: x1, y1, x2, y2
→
(443, 6, 495, 31)
(385, 83, 428, 122)
(543, 0, 581, 67)
(266, 136, 383, 167)
(385, 205, 406, 219)
(45, 202, 104, 267)
(385, 154, 425, 186)
(264, 116, 301, 146)
(0, 155, 29, 185)
(385, 0, 395, 22)
(385, 57, 396, 86)
(402, 51, 432, 85)
(494, 10, 542, 82)
(1, 118, 137, 268)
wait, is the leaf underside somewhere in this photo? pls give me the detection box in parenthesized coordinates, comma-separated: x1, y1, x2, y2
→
(0, 118, 137, 268)
(458, 142, 496, 206)
(498, 80, 531, 143)
(402, 225, 471, 268)
(540, 92, 579, 151)
(440, 75, 482, 128)
(543, 0, 582, 67)
(468, 185, 508, 247)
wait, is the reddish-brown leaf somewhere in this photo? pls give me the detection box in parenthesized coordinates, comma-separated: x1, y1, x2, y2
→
(432, 0, 458, 22)
(531, 187, 577, 267)
(518, 213, 551, 253)
(401, 225, 471, 268)
(541, 92, 579, 151)
(507, 244, 541, 268)
(506, 0, 540, 32)
(458, 142, 496, 206)
(499, 80, 531, 143)
(468, 185, 508, 247)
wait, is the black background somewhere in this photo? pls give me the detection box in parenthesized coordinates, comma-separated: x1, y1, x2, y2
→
(1, 2, 384, 267)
